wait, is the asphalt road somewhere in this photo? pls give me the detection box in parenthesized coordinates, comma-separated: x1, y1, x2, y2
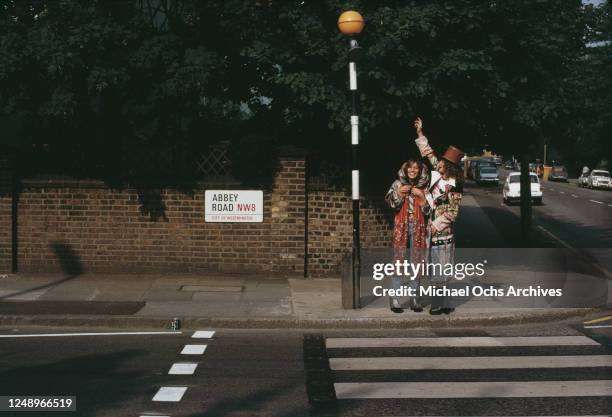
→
(466, 169, 612, 248)
(0, 323, 611, 417)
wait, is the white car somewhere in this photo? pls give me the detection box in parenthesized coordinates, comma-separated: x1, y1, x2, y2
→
(587, 170, 611, 189)
(503, 172, 543, 205)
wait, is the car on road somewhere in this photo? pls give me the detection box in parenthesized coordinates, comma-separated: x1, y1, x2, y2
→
(587, 169, 611, 189)
(578, 172, 589, 187)
(476, 166, 499, 185)
(549, 165, 568, 182)
(504, 161, 515, 170)
(470, 159, 496, 180)
(503, 172, 543, 205)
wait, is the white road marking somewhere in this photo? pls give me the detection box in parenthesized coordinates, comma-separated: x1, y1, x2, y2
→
(571, 194, 578, 198)
(537, 225, 573, 249)
(590, 199, 604, 204)
(152, 386, 188, 402)
(326, 335, 598, 348)
(168, 362, 198, 375)
(334, 380, 612, 399)
(192, 330, 215, 339)
(329, 355, 612, 370)
(0, 331, 182, 338)
(140, 415, 170, 417)
(584, 325, 612, 329)
(559, 191, 565, 194)
(181, 344, 207, 355)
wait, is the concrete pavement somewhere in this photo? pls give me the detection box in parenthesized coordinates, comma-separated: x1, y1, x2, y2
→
(0, 272, 603, 329)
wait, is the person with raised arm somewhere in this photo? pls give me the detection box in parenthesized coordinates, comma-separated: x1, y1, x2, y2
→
(413, 117, 465, 315)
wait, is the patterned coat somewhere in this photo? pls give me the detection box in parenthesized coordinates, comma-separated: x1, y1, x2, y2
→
(425, 155, 462, 246)
(385, 163, 430, 263)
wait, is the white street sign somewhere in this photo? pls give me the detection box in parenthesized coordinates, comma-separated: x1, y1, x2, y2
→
(204, 190, 263, 223)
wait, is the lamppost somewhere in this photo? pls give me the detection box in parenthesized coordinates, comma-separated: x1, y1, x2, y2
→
(338, 11, 364, 309)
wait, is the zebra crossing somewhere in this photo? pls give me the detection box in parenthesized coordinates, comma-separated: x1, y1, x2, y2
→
(323, 334, 612, 416)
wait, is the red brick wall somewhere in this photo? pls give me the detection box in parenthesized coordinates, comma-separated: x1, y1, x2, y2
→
(306, 191, 392, 276)
(0, 158, 11, 272)
(2, 155, 394, 276)
(16, 157, 305, 275)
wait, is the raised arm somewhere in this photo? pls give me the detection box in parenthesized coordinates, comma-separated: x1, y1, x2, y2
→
(413, 117, 438, 167)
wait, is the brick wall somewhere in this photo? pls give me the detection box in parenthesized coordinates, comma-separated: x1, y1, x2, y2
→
(0, 157, 11, 272)
(306, 192, 392, 276)
(1, 154, 393, 276)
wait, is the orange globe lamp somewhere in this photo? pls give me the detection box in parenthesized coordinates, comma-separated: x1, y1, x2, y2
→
(337, 11, 364, 35)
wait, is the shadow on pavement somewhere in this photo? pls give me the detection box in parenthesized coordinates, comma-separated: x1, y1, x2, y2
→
(0, 241, 83, 301)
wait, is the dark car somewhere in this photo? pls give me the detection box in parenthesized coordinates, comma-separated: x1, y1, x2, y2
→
(549, 165, 568, 182)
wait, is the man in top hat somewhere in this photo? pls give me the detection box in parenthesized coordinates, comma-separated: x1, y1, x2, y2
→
(413, 117, 465, 314)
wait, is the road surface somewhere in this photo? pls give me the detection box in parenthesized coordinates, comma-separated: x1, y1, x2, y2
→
(0, 323, 611, 416)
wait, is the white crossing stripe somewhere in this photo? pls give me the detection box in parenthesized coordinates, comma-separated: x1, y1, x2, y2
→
(334, 380, 612, 399)
(152, 386, 188, 402)
(326, 335, 598, 349)
(192, 330, 215, 338)
(330, 355, 612, 370)
(181, 344, 207, 355)
(168, 363, 198, 375)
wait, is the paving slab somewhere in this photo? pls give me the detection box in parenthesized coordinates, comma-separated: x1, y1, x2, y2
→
(191, 292, 242, 302)
(142, 288, 194, 302)
(181, 285, 243, 292)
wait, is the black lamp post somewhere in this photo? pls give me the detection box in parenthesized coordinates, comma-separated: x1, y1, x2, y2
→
(338, 11, 365, 308)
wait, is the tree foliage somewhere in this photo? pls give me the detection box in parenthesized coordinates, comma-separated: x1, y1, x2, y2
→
(0, 0, 609, 191)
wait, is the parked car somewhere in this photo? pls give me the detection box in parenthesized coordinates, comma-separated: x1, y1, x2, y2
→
(503, 172, 543, 205)
(549, 165, 568, 182)
(578, 172, 589, 187)
(476, 166, 499, 185)
(504, 161, 515, 170)
(587, 170, 611, 189)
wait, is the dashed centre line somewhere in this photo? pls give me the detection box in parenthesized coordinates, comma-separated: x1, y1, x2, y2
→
(589, 199, 604, 205)
(168, 362, 198, 375)
(149, 329, 216, 413)
(192, 330, 216, 339)
(152, 386, 188, 402)
(571, 194, 578, 198)
(181, 344, 207, 355)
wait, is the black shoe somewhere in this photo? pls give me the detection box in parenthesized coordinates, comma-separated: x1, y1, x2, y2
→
(409, 298, 423, 312)
(391, 307, 404, 314)
(429, 306, 443, 315)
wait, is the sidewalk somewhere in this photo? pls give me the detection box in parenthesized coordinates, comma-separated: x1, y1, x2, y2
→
(0, 272, 601, 329)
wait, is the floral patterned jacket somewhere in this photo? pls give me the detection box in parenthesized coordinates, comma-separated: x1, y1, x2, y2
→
(415, 136, 462, 246)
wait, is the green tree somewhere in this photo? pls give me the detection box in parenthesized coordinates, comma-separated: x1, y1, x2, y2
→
(1, 0, 606, 193)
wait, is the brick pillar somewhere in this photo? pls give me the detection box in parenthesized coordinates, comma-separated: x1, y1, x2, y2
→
(270, 148, 306, 274)
(0, 156, 12, 273)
